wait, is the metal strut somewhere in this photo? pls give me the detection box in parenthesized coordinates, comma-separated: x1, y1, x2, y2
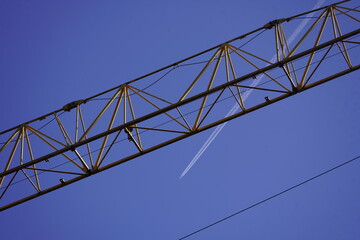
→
(0, 0, 359, 211)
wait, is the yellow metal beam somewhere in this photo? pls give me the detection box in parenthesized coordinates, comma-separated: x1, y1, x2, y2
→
(0, 1, 358, 211)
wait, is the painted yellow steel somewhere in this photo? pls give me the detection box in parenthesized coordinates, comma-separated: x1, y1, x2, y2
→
(0, 1, 359, 211)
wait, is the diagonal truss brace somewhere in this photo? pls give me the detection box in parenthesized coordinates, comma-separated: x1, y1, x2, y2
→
(0, 1, 358, 211)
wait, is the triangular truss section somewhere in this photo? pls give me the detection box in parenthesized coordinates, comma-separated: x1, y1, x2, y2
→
(0, 1, 358, 211)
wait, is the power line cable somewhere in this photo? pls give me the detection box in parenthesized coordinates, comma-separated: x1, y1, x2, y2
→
(178, 154, 360, 240)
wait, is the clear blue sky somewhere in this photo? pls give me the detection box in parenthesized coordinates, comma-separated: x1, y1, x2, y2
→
(0, 0, 359, 239)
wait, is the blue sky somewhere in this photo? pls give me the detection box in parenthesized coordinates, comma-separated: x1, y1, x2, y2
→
(0, 0, 359, 239)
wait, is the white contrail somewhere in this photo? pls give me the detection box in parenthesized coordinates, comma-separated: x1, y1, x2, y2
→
(180, 0, 325, 179)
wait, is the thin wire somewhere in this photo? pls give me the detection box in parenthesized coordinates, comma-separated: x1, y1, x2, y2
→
(0, 112, 65, 145)
(179, 29, 268, 67)
(293, 5, 360, 19)
(90, 66, 178, 101)
(90, 28, 268, 101)
(0, 4, 357, 137)
(141, 67, 178, 91)
(178, 154, 360, 240)
(1, 42, 358, 190)
(175, 5, 358, 68)
(88, 31, 359, 102)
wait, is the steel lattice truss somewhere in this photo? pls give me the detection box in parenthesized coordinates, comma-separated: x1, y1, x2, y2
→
(0, 1, 359, 211)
